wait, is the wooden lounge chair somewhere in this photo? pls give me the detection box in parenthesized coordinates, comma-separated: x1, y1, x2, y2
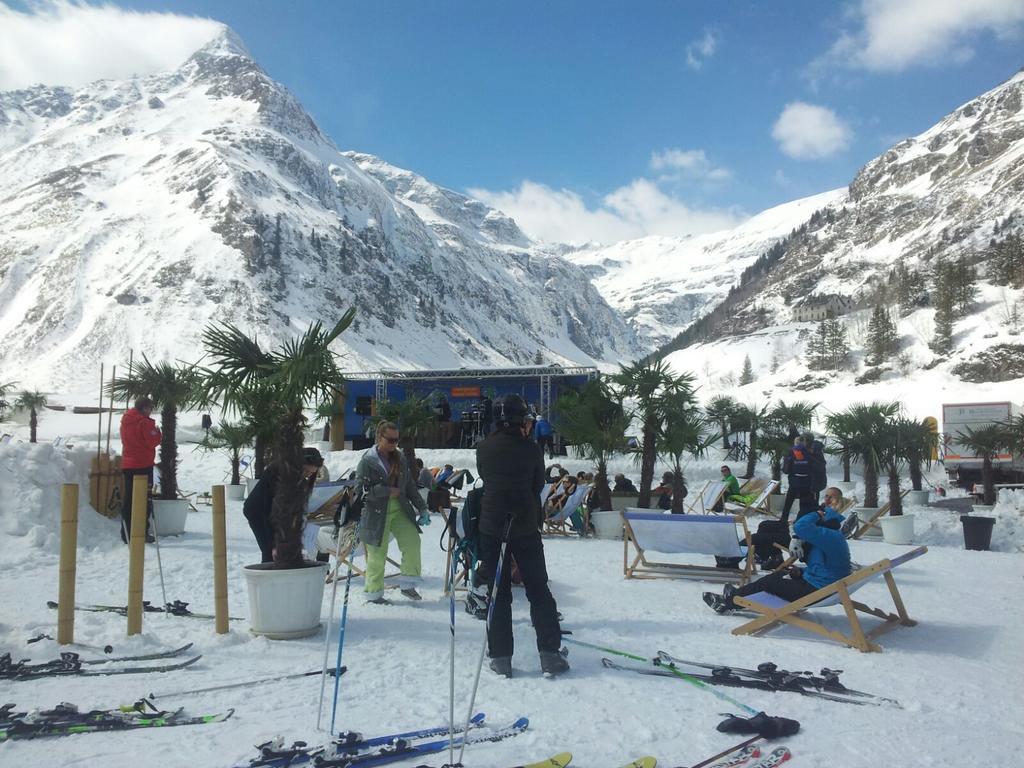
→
(545, 483, 591, 536)
(622, 510, 755, 584)
(850, 489, 910, 539)
(684, 480, 729, 514)
(731, 545, 928, 652)
(737, 477, 767, 495)
(723, 480, 780, 516)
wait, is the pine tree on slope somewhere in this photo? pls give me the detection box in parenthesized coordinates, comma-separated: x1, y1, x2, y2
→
(739, 355, 755, 385)
(866, 304, 899, 366)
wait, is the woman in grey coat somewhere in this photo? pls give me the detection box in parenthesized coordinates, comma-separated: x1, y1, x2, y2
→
(356, 420, 430, 603)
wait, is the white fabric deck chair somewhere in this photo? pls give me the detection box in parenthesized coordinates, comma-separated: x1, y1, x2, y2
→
(724, 480, 779, 516)
(684, 480, 729, 514)
(622, 510, 755, 584)
(732, 545, 928, 652)
(545, 483, 591, 536)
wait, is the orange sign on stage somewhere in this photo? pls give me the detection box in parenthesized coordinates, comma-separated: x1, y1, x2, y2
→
(451, 387, 481, 398)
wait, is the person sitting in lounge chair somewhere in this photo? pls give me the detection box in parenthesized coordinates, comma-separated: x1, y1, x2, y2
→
(703, 487, 851, 613)
(544, 475, 578, 518)
(613, 473, 638, 493)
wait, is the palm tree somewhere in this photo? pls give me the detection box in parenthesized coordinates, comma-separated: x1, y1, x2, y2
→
(902, 417, 939, 493)
(875, 415, 918, 517)
(824, 411, 857, 483)
(202, 310, 355, 566)
(762, 400, 818, 491)
(845, 402, 900, 508)
(0, 380, 17, 420)
(736, 402, 769, 478)
(704, 394, 738, 451)
(554, 379, 631, 512)
(14, 390, 47, 443)
(659, 393, 719, 512)
(613, 360, 696, 508)
(956, 424, 1011, 505)
(108, 358, 203, 501)
(198, 421, 255, 485)
(370, 393, 436, 467)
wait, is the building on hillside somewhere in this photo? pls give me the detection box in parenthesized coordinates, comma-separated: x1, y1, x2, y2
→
(792, 294, 855, 322)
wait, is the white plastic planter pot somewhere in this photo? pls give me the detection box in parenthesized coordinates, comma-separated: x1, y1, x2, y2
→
(971, 504, 995, 516)
(152, 499, 189, 536)
(225, 484, 245, 500)
(879, 514, 915, 545)
(905, 489, 930, 506)
(245, 477, 259, 497)
(591, 510, 624, 540)
(610, 495, 637, 512)
(244, 561, 327, 640)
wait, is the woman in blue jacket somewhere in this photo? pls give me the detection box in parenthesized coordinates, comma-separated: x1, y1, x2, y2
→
(703, 487, 852, 613)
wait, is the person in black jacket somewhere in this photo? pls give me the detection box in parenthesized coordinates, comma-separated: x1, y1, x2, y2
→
(780, 437, 815, 525)
(475, 394, 567, 678)
(804, 433, 828, 507)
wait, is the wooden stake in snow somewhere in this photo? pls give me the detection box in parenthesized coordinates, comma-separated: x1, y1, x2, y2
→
(57, 484, 79, 645)
(212, 485, 229, 634)
(127, 475, 148, 636)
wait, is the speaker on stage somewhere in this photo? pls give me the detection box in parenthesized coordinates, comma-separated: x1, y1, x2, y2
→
(355, 396, 373, 416)
(352, 435, 373, 450)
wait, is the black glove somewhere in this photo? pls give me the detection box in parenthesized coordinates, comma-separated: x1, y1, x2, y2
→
(717, 711, 800, 738)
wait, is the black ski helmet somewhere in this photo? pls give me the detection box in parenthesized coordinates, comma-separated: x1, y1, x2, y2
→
(496, 394, 528, 426)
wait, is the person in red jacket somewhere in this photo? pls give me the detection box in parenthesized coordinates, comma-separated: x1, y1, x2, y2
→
(119, 397, 162, 543)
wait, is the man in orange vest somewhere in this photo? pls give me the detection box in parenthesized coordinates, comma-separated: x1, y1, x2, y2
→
(119, 397, 162, 543)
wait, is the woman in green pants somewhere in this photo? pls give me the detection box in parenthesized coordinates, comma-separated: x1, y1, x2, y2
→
(356, 420, 431, 604)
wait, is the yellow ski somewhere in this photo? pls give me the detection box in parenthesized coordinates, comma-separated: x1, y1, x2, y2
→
(620, 758, 657, 768)
(514, 753, 573, 768)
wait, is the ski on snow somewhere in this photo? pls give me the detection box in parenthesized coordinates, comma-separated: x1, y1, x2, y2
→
(656, 651, 899, 707)
(248, 713, 486, 766)
(2, 653, 201, 681)
(699, 743, 762, 768)
(317, 718, 526, 768)
(602, 657, 879, 707)
(0, 707, 233, 741)
(48, 599, 243, 621)
(620, 758, 657, 768)
(747, 747, 791, 768)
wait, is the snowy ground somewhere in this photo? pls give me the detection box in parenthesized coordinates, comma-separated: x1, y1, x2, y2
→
(2, 408, 1024, 767)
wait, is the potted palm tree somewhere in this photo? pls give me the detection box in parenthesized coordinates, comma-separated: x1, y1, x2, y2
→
(875, 415, 916, 544)
(704, 394, 738, 451)
(904, 418, 938, 506)
(613, 360, 696, 508)
(198, 421, 254, 499)
(109, 358, 202, 536)
(736, 402, 768, 480)
(14, 390, 47, 443)
(0, 380, 16, 420)
(956, 424, 1010, 513)
(554, 379, 630, 538)
(824, 411, 857, 495)
(659, 393, 719, 513)
(202, 311, 354, 639)
(846, 402, 900, 517)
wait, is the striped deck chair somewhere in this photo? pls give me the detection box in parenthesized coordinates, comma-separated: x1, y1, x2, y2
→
(732, 546, 927, 652)
(622, 510, 755, 584)
(723, 480, 779, 516)
(684, 480, 729, 514)
(544, 483, 591, 536)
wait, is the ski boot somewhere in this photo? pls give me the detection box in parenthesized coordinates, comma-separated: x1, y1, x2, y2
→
(540, 648, 569, 677)
(489, 656, 512, 678)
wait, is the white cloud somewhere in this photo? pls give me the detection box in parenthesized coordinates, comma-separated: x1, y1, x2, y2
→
(0, 1, 224, 91)
(772, 102, 853, 160)
(812, 0, 1024, 74)
(650, 148, 732, 182)
(685, 28, 719, 70)
(468, 178, 745, 246)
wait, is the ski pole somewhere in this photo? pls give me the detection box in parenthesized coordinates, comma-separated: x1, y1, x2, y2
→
(148, 667, 343, 700)
(563, 636, 760, 716)
(328, 562, 354, 735)
(447, 545, 457, 767)
(150, 515, 169, 615)
(457, 517, 513, 766)
(317, 529, 346, 731)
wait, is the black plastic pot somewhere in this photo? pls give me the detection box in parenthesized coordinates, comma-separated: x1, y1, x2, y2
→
(960, 515, 995, 551)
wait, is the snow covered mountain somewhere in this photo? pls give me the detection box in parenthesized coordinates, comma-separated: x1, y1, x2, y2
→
(0, 28, 639, 390)
(562, 189, 845, 347)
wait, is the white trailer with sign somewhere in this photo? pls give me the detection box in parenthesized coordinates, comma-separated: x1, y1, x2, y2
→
(942, 401, 1023, 490)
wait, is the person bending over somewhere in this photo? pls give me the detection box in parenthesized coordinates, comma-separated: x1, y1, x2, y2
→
(703, 487, 851, 613)
(243, 447, 322, 563)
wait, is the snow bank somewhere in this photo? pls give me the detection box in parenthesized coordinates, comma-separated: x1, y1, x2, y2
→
(0, 441, 120, 565)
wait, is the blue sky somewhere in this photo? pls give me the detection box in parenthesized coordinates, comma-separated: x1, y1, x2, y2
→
(3, 1, 1023, 243)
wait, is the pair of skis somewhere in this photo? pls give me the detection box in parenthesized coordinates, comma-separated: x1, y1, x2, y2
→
(240, 714, 528, 767)
(1, 643, 200, 680)
(47, 599, 242, 621)
(697, 744, 792, 768)
(0, 698, 232, 741)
